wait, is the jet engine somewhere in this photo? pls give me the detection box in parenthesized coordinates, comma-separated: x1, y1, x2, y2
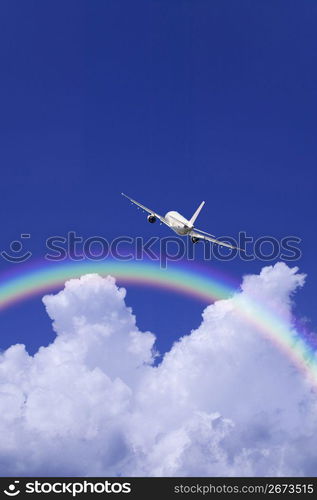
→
(191, 236, 200, 243)
(147, 214, 157, 223)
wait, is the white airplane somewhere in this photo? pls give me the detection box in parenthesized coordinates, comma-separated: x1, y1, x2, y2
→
(121, 193, 241, 250)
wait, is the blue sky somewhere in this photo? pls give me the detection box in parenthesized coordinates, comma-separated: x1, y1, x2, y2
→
(0, 1, 316, 357)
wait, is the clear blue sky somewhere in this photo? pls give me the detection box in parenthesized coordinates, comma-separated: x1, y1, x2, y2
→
(0, 1, 316, 356)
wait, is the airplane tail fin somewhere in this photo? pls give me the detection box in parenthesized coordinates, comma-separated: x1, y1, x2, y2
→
(189, 201, 205, 226)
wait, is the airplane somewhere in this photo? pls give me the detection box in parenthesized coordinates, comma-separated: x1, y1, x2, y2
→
(121, 193, 242, 251)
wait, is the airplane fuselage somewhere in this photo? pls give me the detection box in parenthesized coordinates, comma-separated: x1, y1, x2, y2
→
(165, 211, 193, 235)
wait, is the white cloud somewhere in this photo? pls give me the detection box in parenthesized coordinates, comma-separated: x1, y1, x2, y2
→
(0, 263, 316, 476)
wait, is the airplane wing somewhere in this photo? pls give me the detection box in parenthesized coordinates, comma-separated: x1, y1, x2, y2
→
(121, 193, 170, 226)
(190, 229, 243, 251)
(193, 228, 216, 238)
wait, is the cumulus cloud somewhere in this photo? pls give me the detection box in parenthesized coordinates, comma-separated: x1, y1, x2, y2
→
(0, 263, 316, 476)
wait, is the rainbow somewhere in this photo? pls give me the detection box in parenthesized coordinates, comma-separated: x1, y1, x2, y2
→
(0, 259, 316, 389)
